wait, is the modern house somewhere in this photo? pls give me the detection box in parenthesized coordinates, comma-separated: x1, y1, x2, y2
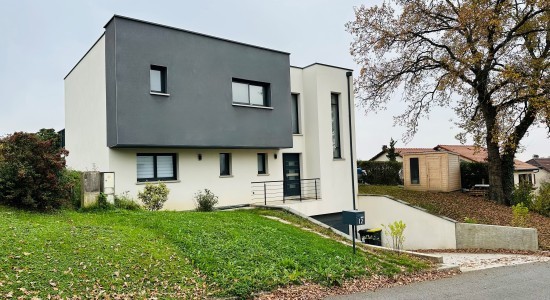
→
(64, 16, 357, 216)
(526, 156, 550, 189)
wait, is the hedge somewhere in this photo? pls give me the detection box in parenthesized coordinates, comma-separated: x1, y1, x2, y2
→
(460, 161, 489, 188)
(358, 161, 402, 185)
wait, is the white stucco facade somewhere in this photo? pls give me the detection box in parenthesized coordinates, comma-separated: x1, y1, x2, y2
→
(64, 38, 356, 216)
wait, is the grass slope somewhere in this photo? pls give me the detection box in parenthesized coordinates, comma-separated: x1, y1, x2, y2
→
(359, 185, 550, 250)
(0, 206, 427, 299)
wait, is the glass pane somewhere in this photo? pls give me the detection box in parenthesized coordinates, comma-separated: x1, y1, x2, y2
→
(232, 82, 249, 104)
(257, 154, 266, 174)
(331, 94, 341, 158)
(220, 153, 230, 175)
(291, 94, 299, 134)
(137, 156, 154, 179)
(157, 155, 174, 178)
(249, 85, 265, 106)
(150, 69, 162, 92)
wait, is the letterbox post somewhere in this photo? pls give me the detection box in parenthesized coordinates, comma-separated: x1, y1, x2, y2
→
(342, 210, 365, 254)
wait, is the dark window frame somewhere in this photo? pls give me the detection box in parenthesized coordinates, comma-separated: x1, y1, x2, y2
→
(220, 153, 232, 176)
(150, 65, 167, 93)
(232, 78, 271, 107)
(137, 153, 177, 182)
(257, 153, 267, 175)
(410, 158, 420, 184)
(291, 93, 300, 134)
(331, 93, 341, 158)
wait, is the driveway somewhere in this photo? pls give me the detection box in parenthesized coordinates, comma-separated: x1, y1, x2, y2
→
(325, 261, 550, 300)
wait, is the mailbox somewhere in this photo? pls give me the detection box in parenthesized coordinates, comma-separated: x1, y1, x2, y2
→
(342, 210, 365, 226)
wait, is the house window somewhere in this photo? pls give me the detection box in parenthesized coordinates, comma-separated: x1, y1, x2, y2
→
(291, 94, 300, 134)
(232, 79, 269, 106)
(518, 174, 533, 185)
(137, 153, 176, 182)
(220, 153, 232, 176)
(410, 158, 420, 184)
(150, 65, 167, 93)
(331, 93, 341, 158)
(257, 153, 267, 174)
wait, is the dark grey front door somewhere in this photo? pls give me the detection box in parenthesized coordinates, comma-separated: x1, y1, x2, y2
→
(283, 153, 301, 197)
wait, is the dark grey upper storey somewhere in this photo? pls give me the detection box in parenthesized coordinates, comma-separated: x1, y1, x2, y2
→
(105, 16, 293, 149)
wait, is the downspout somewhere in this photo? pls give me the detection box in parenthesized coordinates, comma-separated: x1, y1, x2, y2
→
(346, 71, 356, 210)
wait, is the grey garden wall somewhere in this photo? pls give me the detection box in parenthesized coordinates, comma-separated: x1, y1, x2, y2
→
(105, 16, 292, 149)
(455, 223, 538, 251)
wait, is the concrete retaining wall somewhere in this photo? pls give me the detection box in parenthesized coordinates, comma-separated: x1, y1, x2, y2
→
(456, 223, 538, 251)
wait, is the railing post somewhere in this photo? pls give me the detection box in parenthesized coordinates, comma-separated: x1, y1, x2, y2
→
(315, 179, 318, 200)
(264, 182, 267, 205)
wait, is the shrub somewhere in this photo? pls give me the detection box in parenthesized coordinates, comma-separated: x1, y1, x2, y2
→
(463, 217, 477, 224)
(511, 181, 535, 208)
(460, 161, 489, 189)
(114, 192, 142, 210)
(532, 182, 550, 217)
(357, 161, 402, 185)
(511, 203, 530, 227)
(382, 220, 406, 252)
(60, 169, 82, 209)
(0, 131, 69, 210)
(194, 189, 219, 212)
(138, 182, 169, 211)
(97, 192, 109, 209)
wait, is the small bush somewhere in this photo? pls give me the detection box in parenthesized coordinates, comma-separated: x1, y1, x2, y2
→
(60, 169, 82, 209)
(511, 203, 530, 227)
(357, 161, 402, 185)
(194, 189, 219, 212)
(382, 220, 406, 252)
(97, 192, 110, 209)
(532, 182, 550, 217)
(511, 181, 534, 208)
(138, 182, 169, 211)
(463, 217, 477, 224)
(114, 192, 142, 210)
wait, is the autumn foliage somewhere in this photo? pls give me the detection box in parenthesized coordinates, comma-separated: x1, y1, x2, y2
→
(0, 131, 69, 210)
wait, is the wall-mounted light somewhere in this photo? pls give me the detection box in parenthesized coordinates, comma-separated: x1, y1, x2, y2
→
(198, 154, 202, 161)
(274, 153, 278, 159)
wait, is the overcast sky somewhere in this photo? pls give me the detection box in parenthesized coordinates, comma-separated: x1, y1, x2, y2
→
(1, 0, 548, 161)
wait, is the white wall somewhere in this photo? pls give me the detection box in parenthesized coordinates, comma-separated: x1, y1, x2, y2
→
(357, 195, 457, 250)
(64, 35, 109, 171)
(535, 169, 550, 190)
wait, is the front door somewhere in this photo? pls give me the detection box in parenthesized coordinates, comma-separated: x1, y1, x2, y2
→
(283, 153, 301, 197)
(426, 156, 442, 191)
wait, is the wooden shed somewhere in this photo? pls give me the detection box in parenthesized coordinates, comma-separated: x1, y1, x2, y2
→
(403, 151, 461, 192)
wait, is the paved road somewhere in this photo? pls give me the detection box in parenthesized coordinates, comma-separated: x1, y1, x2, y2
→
(326, 262, 550, 300)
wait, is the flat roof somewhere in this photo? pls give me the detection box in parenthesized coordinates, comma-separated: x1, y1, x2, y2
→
(291, 63, 354, 72)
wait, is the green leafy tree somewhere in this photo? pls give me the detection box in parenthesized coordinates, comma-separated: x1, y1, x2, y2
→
(0, 130, 69, 210)
(347, 1, 550, 205)
(386, 138, 398, 161)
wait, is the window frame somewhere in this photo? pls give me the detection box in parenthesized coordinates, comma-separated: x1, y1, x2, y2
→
(410, 157, 420, 184)
(257, 153, 268, 175)
(150, 65, 167, 94)
(136, 153, 177, 182)
(220, 153, 232, 176)
(331, 93, 342, 158)
(291, 93, 300, 134)
(231, 78, 270, 107)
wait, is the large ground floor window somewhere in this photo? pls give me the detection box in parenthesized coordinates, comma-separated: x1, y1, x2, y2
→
(137, 153, 177, 182)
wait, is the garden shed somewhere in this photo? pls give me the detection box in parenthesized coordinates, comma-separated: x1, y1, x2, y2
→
(403, 151, 461, 192)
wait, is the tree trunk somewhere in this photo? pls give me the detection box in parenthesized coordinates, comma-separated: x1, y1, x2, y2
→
(501, 153, 515, 206)
(486, 139, 505, 204)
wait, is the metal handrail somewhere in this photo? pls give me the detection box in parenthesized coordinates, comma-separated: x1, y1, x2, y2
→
(251, 178, 321, 205)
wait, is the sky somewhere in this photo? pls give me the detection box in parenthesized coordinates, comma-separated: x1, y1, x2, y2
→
(0, 0, 548, 161)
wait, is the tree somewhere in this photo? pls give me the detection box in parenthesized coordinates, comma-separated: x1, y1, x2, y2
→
(0, 130, 69, 210)
(386, 138, 398, 161)
(347, 0, 550, 205)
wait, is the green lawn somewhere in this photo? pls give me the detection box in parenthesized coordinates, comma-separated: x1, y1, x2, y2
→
(0, 206, 427, 299)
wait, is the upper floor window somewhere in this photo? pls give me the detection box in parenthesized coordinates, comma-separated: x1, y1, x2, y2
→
(331, 93, 341, 158)
(291, 94, 300, 134)
(137, 153, 176, 182)
(232, 79, 269, 106)
(150, 65, 167, 94)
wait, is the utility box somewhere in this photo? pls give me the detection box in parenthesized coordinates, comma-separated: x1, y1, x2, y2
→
(100, 172, 115, 204)
(342, 210, 365, 226)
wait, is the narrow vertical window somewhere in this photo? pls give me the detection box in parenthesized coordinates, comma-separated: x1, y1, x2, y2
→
(220, 153, 231, 176)
(291, 94, 300, 134)
(410, 158, 420, 184)
(150, 65, 167, 93)
(331, 93, 341, 158)
(257, 153, 267, 174)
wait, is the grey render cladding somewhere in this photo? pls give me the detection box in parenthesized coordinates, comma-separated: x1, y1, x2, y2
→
(105, 16, 293, 149)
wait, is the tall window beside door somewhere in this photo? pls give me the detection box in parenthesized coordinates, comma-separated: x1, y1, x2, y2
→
(331, 93, 341, 158)
(291, 94, 300, 134)
(410, 158, 420, 184)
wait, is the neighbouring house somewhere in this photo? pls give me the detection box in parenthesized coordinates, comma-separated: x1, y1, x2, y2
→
(64, 15, 357, 216)
(526, 155, 550, 189)
(402, 151, 461, 192)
